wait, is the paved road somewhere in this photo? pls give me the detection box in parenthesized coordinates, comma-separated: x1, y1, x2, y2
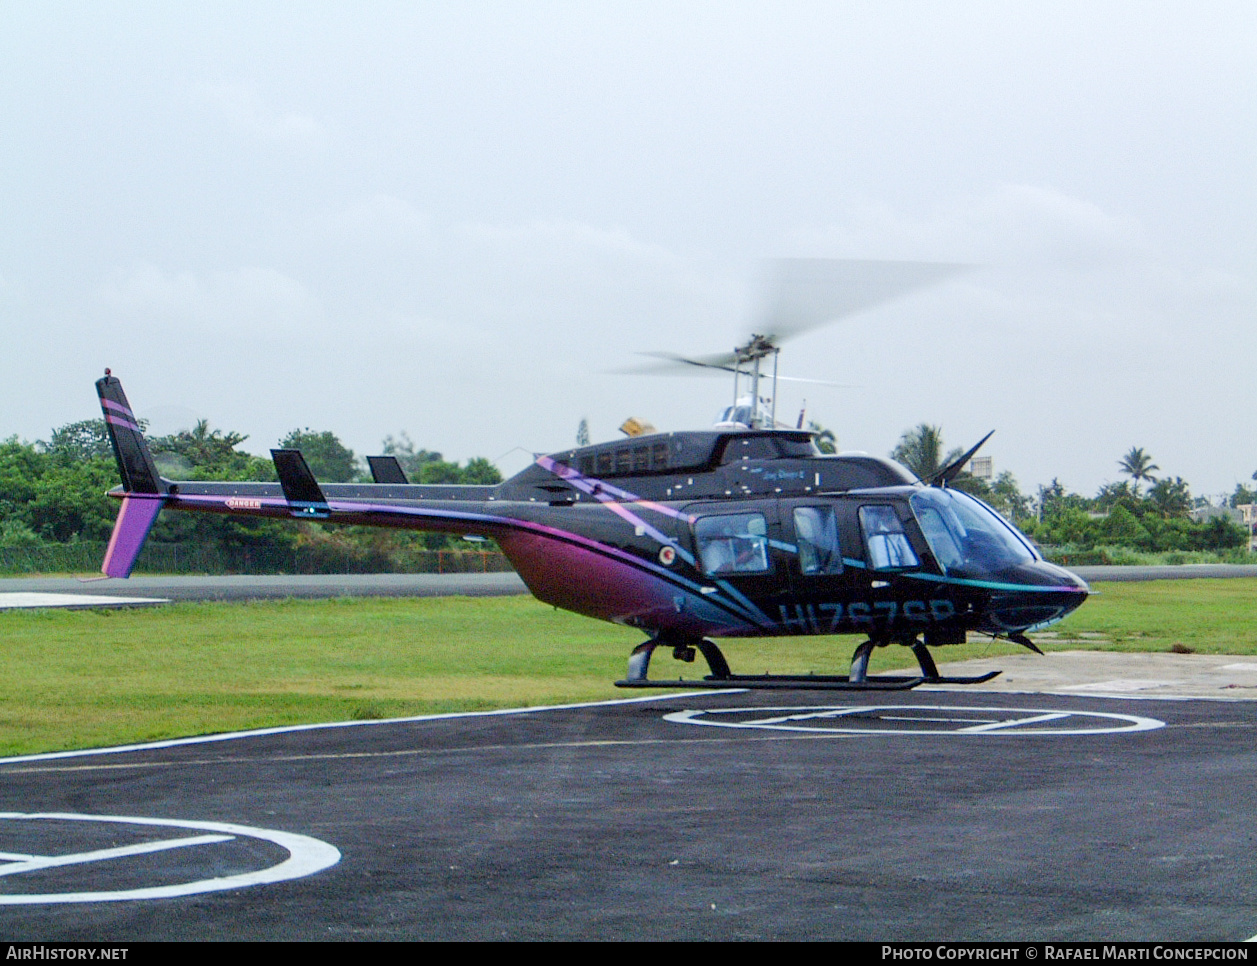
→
(0, 572, 528, 602)
(0, 689, 1250, 940)
(2, 564, 1255, 606)
(1072, 564, 1257, 582)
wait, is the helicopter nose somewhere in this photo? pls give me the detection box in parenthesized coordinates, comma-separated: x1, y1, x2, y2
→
(1037, 560, 1091, 595)
(979, 560, 1090, 635)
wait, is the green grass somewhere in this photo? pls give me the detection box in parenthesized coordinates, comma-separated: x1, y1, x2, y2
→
(0, 597, 645, 756)
(1, 579, 1255, 757)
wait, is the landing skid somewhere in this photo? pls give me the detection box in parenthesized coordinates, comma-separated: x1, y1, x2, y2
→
(613, 635, 1001, 692)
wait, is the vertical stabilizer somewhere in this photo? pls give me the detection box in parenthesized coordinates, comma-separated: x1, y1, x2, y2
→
(272, 449, 331, 518)
(101, 494, 164, 578)
(96, 372, 163, 494)
(95, 372, 166, 578)
(367, 455, 409, 484)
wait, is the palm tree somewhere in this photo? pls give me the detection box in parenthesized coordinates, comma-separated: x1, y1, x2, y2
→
(891, 424, 944, 479)
(1117, 447, 1159, 496)
(807, 421, 837, 455)
(1146, 476, 1191, 518)
(891, 424, 964, 481)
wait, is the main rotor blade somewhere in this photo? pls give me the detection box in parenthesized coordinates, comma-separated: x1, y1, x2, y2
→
(773, 374, 854, 387)
(612, 352, 737, 377)
(755, 259, 969, 344)
(620, 353, 851, 387)
(636, 351, 740, 373)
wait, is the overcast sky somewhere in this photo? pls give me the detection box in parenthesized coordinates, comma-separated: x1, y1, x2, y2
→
(2, 2, 1254, 498)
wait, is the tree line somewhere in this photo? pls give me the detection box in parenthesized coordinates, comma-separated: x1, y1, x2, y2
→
(0, 418, 503, 568)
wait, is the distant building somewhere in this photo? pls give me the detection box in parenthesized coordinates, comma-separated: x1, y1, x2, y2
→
(1191, 504, 1257, 551)
(1189, 505, 1242, 524)
(968, 456, 993, 481)
(1239, 504, 1257, 551)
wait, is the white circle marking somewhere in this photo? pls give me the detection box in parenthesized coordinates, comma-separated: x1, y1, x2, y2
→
(0, 813, 341, 904)
(663, 704, 1165, 736)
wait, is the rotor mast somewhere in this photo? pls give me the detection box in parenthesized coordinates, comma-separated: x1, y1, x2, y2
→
(737, 334, 779, 429)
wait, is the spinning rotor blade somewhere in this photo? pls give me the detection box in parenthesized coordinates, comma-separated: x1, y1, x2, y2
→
(628, 351, 740, 374)
(618, 259, 964, 403)
(619, 353, 850, 387)
(773, 374, 854, 387)
(755, 258, 968, 344)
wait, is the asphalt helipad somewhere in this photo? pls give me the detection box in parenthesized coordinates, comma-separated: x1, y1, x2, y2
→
(0, 680, 1254, 941)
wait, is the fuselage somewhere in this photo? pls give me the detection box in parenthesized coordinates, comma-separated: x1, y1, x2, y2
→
(126, 427, 1089, 646)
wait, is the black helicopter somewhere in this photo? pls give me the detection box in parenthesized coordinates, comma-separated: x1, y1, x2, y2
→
(94, 261, 1090, 691)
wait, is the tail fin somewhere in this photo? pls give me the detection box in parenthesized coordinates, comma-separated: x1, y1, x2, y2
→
(367, 455, 409, 484)
(96, 371, 163, 495)
(272, 449, 330, 518)
(95, 371, 166, 577)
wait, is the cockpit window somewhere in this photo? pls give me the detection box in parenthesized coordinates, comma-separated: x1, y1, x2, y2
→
(695, 513, 771, 575)
(910, 489, 1037, 576)
(777, 438, 820, 457)
(716, 405, 756, 427)
(794, 507, 843, 575)
(859, 505, 920, 570)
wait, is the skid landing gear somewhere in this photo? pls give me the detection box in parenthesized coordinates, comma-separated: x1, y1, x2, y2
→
(614, 634, 1000, 692)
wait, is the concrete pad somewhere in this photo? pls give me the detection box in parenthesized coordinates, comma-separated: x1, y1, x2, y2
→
(0, 592, 168, 610)
(929, 649, 1257, 700)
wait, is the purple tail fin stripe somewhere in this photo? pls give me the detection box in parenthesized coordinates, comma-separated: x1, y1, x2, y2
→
(101, 494, 165, 578)
(100, 398, 133, 417)
(105, 414, 143, 432)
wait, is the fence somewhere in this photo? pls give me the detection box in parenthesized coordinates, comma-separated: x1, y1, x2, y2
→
(0, 542, 514, 577)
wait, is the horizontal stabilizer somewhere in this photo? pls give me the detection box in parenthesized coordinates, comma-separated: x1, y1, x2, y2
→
(271, 449, 330, 518)
(368, 455, 409, 484)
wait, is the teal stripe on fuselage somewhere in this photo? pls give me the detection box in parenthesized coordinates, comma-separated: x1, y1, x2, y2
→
(901, 570, 1081, 594)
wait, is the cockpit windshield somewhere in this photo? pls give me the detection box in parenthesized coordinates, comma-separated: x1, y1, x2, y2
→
(909, 489, 1038, 577)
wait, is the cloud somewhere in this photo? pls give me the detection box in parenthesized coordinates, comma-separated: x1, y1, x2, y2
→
(448, 217, 738, 343)
(796, 184, 1154, 268)
(100, 261, 321, 333)
(196, 84, 327, 143)
(0, 271, 18, 305)
(332, 194, 434, 242)
(457, 218, 678, 262)
(761, 184, 1257, 495)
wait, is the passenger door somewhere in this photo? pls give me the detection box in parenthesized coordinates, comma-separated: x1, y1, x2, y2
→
(686, 501, 792, 625)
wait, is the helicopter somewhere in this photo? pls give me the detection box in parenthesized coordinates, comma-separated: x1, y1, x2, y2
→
(93, 260, 1090, 691)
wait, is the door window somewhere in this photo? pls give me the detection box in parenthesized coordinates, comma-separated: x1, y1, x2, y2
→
(859, 505, 920, 570)
(695, 513, 771, 575)
(793, 506, 843, 575)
